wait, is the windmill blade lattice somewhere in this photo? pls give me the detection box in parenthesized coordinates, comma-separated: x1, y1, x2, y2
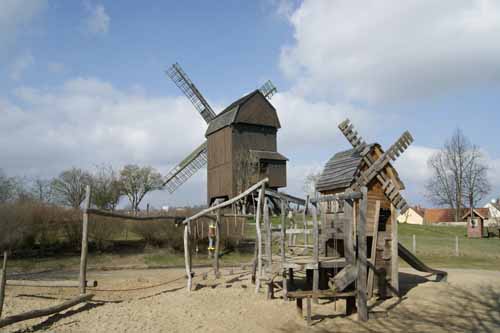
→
(166, 63, 217, 124)
(338, 119, 413, 213)
(163, 142, 208, 194)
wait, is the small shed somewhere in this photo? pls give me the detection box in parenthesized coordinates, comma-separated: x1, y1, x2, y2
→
(205, 90, 287, 205)
(462, 208, 489, 238)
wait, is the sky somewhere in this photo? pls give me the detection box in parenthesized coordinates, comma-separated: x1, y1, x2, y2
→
(1, 0, 500, 209)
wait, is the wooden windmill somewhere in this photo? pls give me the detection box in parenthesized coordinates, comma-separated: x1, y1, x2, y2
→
(163, 63, 286, 205)
(316, 118, 414, 297)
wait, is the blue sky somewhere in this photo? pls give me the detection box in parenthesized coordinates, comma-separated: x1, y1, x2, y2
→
(1, 0, 500, 208)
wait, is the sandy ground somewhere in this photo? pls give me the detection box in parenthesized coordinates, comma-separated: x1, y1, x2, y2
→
(2, 267, 500, 333)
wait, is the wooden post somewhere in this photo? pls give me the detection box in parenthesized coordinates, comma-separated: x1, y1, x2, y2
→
(184, 222, 192, 291)
(412, 234, 416, 254)
(214, 209, 221, 277)
(343, 198, 354, 265)
(367, 200, 380, 299)
(0, 251, 7, 319)
(303, 195, 310, 248)
(306, 297, 312, 326)
(281, 200, 288, 301)
(255, 184, 265, 293)
(79, 185, 91, 295)
(391, 203, 399, 296)
(296, 298, 303, 318)
(455, 236, 459, 256)
(311, 204, 319, 304)
(264, 198, 272, 275)
(356, 187, 369, 321)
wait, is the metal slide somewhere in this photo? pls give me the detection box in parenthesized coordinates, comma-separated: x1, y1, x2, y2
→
(398, 242, 447, 282)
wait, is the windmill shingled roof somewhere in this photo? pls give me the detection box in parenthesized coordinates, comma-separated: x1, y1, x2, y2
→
(205, 90, 262, 136)
(316, 145, 375, 192)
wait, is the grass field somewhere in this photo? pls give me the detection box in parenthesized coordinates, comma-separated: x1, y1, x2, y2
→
(7, 221, 500, 272)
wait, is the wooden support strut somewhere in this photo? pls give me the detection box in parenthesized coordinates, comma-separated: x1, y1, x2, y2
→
(280, 200, 288, 301)
(214, 209, 221, 278)
(0, 251, 7, 319)
(79, 185, 91, 295)
(311, 204, 320, 304)
(367, 200, 381, 299)
(184, 222, 192, 291)
(255, 184, 265, 293)
(391, 204, 399, 296)
(356, 187, 369, 321)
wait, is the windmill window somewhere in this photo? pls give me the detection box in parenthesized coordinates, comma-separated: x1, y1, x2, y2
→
(259, 161, 268, 173)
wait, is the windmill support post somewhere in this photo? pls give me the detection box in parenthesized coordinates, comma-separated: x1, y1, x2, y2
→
(356, 187, 369, 321)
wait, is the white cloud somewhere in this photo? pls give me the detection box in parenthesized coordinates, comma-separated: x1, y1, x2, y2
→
(0, 0, 47, 56)
(84, 2, 110, 35)
(280, 0, 500, 103)
(1, 78, 207, 183)
(9, 52, 34, 80)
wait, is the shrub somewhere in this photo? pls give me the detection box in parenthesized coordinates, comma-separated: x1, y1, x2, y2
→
(131, 220, 183, 249)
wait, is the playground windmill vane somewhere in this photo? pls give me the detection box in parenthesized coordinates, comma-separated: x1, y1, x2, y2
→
(163, 63, 278, 194)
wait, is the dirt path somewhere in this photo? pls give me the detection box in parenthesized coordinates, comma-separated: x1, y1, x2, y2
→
(2, 268, 499, 332)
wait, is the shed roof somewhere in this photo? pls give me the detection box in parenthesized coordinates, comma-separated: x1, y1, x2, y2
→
(316, 144, 375, 192)
(250, 150, 288, 161)
(205, 90, 280, 136)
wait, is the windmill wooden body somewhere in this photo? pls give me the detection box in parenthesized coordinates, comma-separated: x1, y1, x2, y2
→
(163, 63, 287, 205)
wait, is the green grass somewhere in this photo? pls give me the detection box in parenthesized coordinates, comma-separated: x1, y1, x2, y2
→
(398, 223, 500, 270)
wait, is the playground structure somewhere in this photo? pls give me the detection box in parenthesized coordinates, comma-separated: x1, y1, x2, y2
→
(181, 119, 447, 325)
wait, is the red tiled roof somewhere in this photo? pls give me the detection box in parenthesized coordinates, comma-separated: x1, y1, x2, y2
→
(424, 207, 490, 223)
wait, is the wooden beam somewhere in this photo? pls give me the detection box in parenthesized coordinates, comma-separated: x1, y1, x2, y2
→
(214, 209, 221, 277)
(183, 178, 269, 224)
(367, 200, 381, 299)
(7, 280, 98, 288)
(356, 187, 369, 322)
(79, 185, 91, 295)
(303, 195, 310, 248)
(310, 192, 363, 203)
(343, 198, 354, 265)
(86, 209, 182, 222)
(0, 251, 7, 318)
(255, 184, 265, 293)
(391, 204, 399, 296)
(311, 204, 319, 304)
(329, 264, 358, 292)
(280, 200, 288, 302)
(0, 294, 94, 328)
(184, 223, 192, 291)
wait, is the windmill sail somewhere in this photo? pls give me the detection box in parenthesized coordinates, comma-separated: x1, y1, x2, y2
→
(163, 142, 208, 193)
(259, 80, 277, 99)
(166, 63, 216, 124)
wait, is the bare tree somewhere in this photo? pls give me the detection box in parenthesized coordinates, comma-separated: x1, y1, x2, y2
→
(51, 168, 92, 209)
(425, 129, 490, 221)
(119, 164, 163, 212)
(303, 171, 322, 199)
(91, 165, 123, 210)
(30, 178, 53, 203)
(0, 169, 16, 203)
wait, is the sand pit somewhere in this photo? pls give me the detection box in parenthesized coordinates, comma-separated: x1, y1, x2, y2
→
(2, 268, 500, 332)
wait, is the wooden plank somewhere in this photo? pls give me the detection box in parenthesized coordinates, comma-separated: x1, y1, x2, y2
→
(310, 191, 363, 203)
(391, 204, 399, 296)
(7, 280, 98, 288)
(0, 294, 94, 328)
(303, 195, 310, 248)
(79, 185, 91, 295)
(306, 297, 312, 326)
(0, 251, 7, 318)
(288, 290, 356, 298)
(286, 229, 312, 235)
(356, 187, 369, 321)
(184, 178, 269, 224)
(367, 200, 381, 298)
(329, 264, 358, 292)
